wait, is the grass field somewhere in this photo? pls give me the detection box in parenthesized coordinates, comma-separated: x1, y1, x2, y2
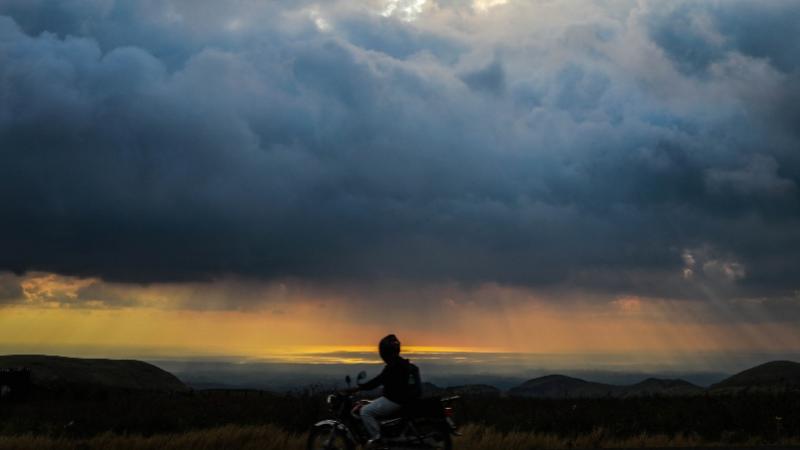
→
(2, 390, 799, 449)
(1, 424, 799, 450)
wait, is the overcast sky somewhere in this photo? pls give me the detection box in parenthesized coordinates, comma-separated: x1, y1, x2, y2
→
(0, 1, 798, 360)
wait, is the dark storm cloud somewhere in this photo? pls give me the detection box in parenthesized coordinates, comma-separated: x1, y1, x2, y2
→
(0, 273, 23, 304)
(461, 59, 506, 95)
(647, 1, 800, 75)
(0, 1, 798, 303)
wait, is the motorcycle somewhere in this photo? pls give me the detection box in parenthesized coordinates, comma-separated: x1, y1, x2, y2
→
(307, 371, 460, 450)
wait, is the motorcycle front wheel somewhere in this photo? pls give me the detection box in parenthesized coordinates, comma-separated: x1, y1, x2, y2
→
(307, 424, 355, 450)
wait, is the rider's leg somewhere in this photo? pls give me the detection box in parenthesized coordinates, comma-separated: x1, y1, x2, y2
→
(360, 396, 401, 440)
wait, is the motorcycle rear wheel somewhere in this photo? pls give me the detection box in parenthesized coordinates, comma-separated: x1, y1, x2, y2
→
(432, 431, 453, 450)
(419, 427, 453, 450)
(307, 424, 355, 450)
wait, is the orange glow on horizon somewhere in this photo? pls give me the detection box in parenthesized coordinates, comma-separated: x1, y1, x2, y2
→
(2, 299, 799, 365)
(2, 271, 799, 364)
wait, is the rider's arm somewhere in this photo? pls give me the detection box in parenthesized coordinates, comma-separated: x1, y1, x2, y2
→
(357, 366, 386, 391)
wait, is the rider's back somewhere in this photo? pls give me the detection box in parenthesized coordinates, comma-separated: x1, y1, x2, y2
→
(362, 357, 421, 404)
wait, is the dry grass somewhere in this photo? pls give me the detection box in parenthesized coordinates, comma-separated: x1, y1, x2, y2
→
(459, 424, 705, 450)
(456, 424, 800, 449)
(0, 424, 798, 450)
(0, 424, 305, 450)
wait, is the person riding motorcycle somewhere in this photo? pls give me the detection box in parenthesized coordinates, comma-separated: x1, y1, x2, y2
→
(349, 334, 422, 447)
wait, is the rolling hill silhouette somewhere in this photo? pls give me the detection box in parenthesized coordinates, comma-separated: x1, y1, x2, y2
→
(509, 374, 618, 398)
(4, 355, 798, 398)
(0, 355, 188, 392)
(509, 361, 800, 398)
(710, 360, 800, 394)
(444, 384, 502, 397)
(621, 378, 704, 397)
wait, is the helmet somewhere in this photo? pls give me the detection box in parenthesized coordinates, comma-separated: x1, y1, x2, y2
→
(378, 334, 401, 363)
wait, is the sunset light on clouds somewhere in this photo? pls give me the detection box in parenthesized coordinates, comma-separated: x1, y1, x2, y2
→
(1, 271, 798, 368)
(1, 0, 799, 374)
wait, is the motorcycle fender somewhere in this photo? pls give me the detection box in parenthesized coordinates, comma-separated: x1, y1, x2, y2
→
(313, 419, 357, 442)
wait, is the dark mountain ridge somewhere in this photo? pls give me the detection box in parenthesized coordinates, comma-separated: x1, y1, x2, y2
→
(710, 360, 800, 394)
(509, 360, 800, 398)
(0, 355, 188, 392)
(509, 374, 618, 398)
(621, 378, 704, 397)
(3, 355, 798, 399)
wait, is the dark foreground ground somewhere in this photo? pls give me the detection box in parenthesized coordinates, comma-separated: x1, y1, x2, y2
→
(0, 389, 799, 448)
(0, 426, 798, 450)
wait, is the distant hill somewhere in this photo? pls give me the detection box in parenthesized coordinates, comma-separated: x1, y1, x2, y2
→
(509, 361, 800, 398)
(445, 384, 501, 397)
(0, 355, 188, 392)
(509, 375, 704, 398)
(422, 382, 502, 397)
(509, 375, 617, 398)
(620, 378, 703, 397)
(710, 360, 800, 394)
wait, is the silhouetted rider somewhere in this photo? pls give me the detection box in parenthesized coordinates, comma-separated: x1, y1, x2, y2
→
(352, 334, 421, 447)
